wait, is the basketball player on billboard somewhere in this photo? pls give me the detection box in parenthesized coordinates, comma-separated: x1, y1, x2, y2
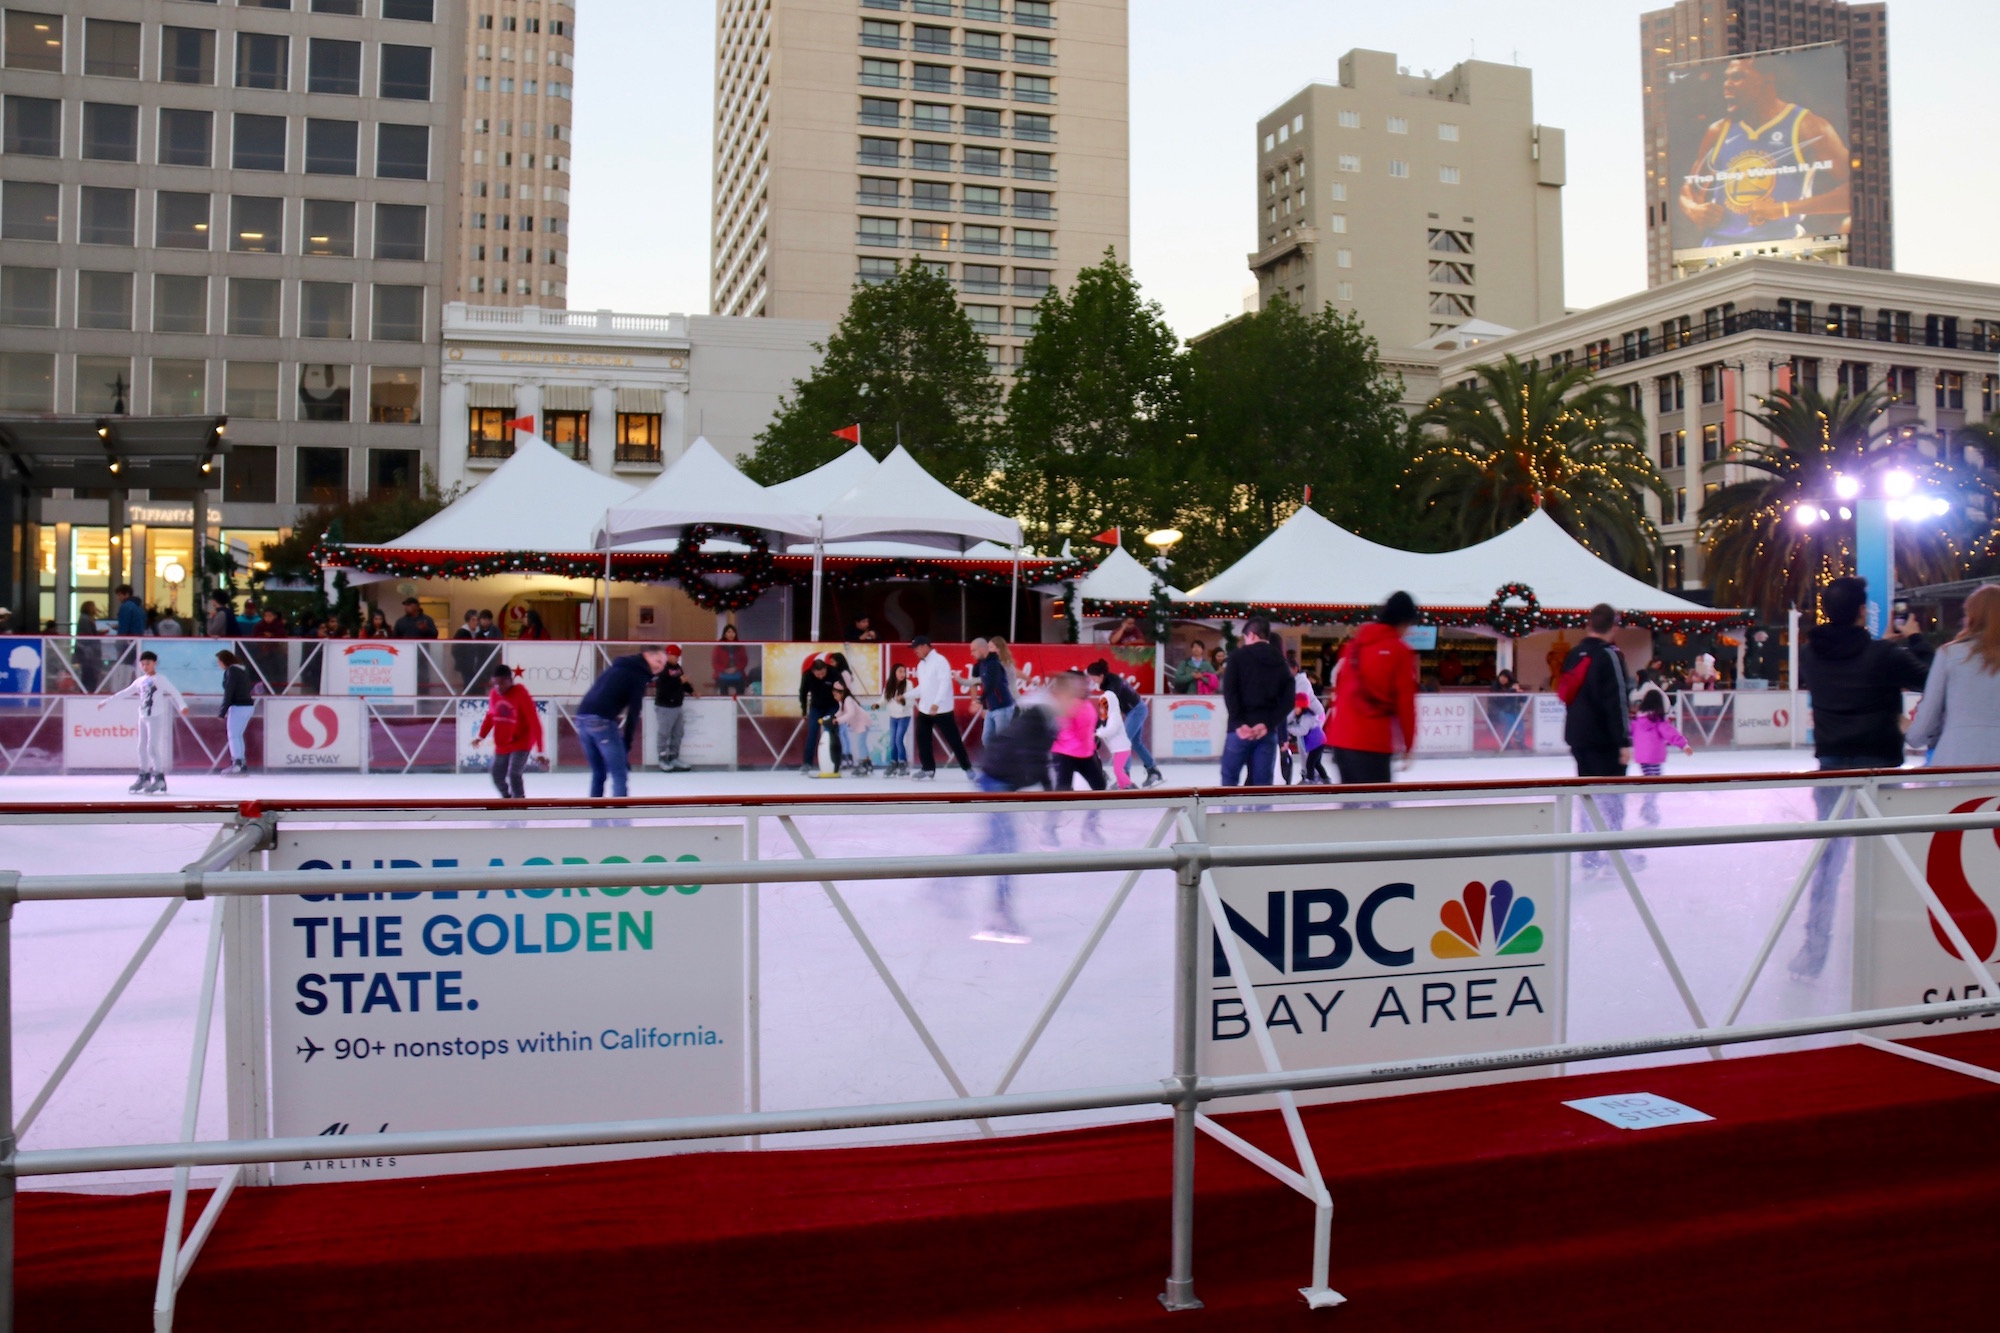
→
(1677, 56, 1851, 248)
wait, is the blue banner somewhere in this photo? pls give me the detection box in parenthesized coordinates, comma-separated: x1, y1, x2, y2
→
(1853, 499, 1893, 636)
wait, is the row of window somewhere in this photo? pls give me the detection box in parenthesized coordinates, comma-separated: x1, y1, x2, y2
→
(860, 60, 1053, 100)
(469, 74, 571, 98)
(468, 406, 664, 465)
(856, 217, 1053, 256)
(1264, 110, 1459, 153)
(860, 16, 1051, 57)
(858, 178, 1053, 216)
(860, 0, 1054, 26)
(477, 12, 565, 35)
(464, 211, 565, 234)
(2, 14, 432, 99)
(465, 242, 563, 264)
(1, 96, 432, 177)
(857, 137, 1052, 177)
(857, 98, 1053, 140)
(0, 268, 425, 341)
(1584, 305, 2000, 368)
(0, 350, 421, 430)
(856, 254, 1051, 298)
(467, 275, 566, 298)
(0, 182, 425, 259)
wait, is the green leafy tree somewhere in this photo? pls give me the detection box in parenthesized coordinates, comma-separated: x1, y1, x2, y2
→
(1178, 297, 1410, 580)
(1406, 354, 1666, 576)
(1000, 250, 1192, 555)
(744, 263, 1000, 493)
(1699, 387, 1987, 618)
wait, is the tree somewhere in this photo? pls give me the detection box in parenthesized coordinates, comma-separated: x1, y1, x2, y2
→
(1179, 297, 1410, 580)
(1406, 355, 1665, 576)
(1000, 251, 1192, 555)
(744, 263, 1000, 493)
(1699, 386, 1988, 618)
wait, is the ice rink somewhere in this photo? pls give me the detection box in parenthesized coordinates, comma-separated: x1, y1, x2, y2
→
(4, 748, 1882, 1192)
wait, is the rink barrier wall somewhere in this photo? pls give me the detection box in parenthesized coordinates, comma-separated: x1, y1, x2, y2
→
(3, 770, 2000, 1326)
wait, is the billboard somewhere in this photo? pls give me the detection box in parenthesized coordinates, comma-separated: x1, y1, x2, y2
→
(322, 641, 419, 697)
(265, 698, 367, 771)
(1665, 45, 1851, 266)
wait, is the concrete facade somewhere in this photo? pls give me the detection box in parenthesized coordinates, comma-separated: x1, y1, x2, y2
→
(1250, 50, 1565, 352)
(712, 0, 1129, 370)
(454, 0, 573, 306)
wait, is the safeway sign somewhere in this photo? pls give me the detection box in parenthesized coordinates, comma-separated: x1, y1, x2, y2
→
(1859, 785, 2000, 1036)
(265, 698, 366, 771)
(1733, 692, 1796, 747)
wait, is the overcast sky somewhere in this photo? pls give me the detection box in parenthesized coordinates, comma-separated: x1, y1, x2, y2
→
(566, 0, 2000, 342)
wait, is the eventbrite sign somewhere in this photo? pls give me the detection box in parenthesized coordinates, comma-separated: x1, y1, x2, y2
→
(1201, 803, 1565, 1106)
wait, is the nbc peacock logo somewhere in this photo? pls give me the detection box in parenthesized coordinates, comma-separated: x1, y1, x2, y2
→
(1430, 880, 1543, 959)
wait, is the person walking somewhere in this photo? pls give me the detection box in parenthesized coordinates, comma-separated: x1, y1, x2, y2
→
(1793, 576, 1936, 978)
(451, 610, 481, 690)
(1087, 659, 1162, 787)
(206, 592, 235, 639)
(972, 636, 1018, 738)
(1558, 603, 1635, 879)
(113, 584, 146, 639)
(910, 636, 972, 779)
(653, 643, 694, 772)
(881, 663, 913, 776)
(1325, 593, 1421, 786)
(798, 655, 842, 774)
(216, 649, 257, 775)
(476, 664, 544, 799)
(1219, 617, 1294, 787)
(574, 645, 664, 798)
(101, 650, 189, 794)
(969, 681, 1064, 944)
(1906, 584, 2000, 765)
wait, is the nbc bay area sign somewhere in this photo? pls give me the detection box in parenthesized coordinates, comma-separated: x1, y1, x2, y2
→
(1200, 802, 1565, 1107)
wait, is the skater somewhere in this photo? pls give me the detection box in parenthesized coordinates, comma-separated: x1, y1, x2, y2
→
(1630, 693, 1692, 829)
(1558, 603, 1634, 878)
(1086, 659, 1161, 787)
(825, 651, 867, 771)
(216, 649, 256, 774)
(971, 636, 1018, 737)
(881, 662, 913, 775)
(911, 636, 972, 779)
(1096, 682, 1133, 788)
(575, 645, 665, 798)
(970, 681, 1062, 943)
(476, 664, 544, 799)
(832, 682, 876, 775)
(101, 650, 189, 794)
(1290, 677, 1329, 784)
(1326, 593, 1420, 787)
(798, 655, 843, 774)
(1049, 671, 1108, 793)
(1220, 617, 1294, 787)
(653, 643, 694, 772)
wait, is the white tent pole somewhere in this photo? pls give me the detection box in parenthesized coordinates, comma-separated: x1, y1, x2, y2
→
(811, 537, 824, 641)
(1009, 545, 1020, 641)
(601, 525, 611, 643)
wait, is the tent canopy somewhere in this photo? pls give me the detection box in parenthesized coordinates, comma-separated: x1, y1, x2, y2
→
(379, 435, 638, 554)
(1075, 545, 1183, 601)
(598, 436, 819, 546)
(763, 444, 880, 515)
(815, 445, 1022, 551)
(1183, 506, 1413, 607)
(1417, 509, 1709, 613)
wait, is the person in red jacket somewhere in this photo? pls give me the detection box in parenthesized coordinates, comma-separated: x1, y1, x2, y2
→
(475, 664, 544, 799)
(1326, 591, 1421, 786)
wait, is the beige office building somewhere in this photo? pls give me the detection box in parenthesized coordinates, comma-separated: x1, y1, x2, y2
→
(1250, 50, 1565, 351)
(711, 0, 1128, 367)
(456, 0, 574, 306)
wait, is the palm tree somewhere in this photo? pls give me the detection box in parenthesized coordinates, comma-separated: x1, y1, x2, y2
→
(1405, 355, 1667, 576)
(1699, 386, 1987, 619)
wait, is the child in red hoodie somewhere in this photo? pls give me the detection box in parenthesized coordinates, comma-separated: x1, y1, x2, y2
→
(476, 664, 544, 799)
(1325, 592, 1421, 786)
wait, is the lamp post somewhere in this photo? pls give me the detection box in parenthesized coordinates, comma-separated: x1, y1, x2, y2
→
(1143, 529, 1181, 694)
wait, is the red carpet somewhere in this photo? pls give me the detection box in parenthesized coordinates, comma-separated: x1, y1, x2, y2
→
(23, 1031, 2000, 1331)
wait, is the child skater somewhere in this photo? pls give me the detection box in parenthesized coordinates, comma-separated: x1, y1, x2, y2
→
(101, 650, 189, 794)
(1096, 682, 1133, 789)
(832, 682, 876, 776)
(1630, 692, 1693, 829)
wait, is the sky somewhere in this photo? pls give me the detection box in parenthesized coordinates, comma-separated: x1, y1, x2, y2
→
(566, 0, 2000, 342)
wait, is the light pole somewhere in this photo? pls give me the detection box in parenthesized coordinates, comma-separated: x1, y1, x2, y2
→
(1143, 528, 1181, 694)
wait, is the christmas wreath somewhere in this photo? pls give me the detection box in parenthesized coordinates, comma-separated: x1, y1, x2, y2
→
(1487, 583, 1541, 638)
(673, 524, 777, 611)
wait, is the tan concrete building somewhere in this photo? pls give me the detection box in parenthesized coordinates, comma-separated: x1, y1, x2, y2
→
(456, 0, 574, 305)
(711, 0, 1129, 369)
(1250, 50, 1565, 351)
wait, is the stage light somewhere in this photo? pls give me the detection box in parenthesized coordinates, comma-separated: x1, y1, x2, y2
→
(1883, 470, 1915, 497)
(1838, 506, 1852, 520)
(1833, 473, 1860, 499)
(1794, 505, 1817, 527)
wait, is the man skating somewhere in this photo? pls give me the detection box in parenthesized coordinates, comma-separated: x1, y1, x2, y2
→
(101, 650, 189, 794)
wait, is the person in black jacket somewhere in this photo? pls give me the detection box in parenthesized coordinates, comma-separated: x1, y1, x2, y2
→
(1792, 575, 1934, 978)
(798, 656, 842, 774)
(1088, 658, 1163, 788)
(1220, 616, 1295, 786)
(969, 678, 1070, 944)
(653, 644, 695, 772)
(216, 649, 257, 775)
(575, 647, 665, 798)
(1559, 604, 1635, 877)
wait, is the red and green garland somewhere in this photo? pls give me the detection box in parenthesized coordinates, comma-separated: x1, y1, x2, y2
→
(1084, 595, 1752, 633)
(1486, 583, 1540, 638)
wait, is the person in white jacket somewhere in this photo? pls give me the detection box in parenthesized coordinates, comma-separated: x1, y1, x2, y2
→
(910, 635, 972, 779)
(100, 650, 189, 794)
(1096, 688, 1133, 788)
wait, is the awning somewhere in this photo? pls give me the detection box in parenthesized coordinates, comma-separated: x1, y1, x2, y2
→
(465, 382, 515, 409)
(542, 385, 592, 412)
(616, 387, 664, 414)
(0, 414, 228, 492)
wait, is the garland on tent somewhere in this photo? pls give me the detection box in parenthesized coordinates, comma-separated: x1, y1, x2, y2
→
(1486, 583, 1540, 639)
(1081, 597, 1754, 633)
(817, 554, 1090, 592)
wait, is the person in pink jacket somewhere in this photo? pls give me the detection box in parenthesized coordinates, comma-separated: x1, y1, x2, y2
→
(1630, 693, 1692, 831)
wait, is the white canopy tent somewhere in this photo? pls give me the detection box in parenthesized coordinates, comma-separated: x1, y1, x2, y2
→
(1183, 506, 1417, 609)
(1074, 544, 1184, 603)
(1416, 509, 1712, 614)
(763, 444, 879, 515)
(596, 437, 820, 548)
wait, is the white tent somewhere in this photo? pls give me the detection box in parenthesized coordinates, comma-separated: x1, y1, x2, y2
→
(816, 445, 1022, 549)
(1075, 544, 1183, 602)
(596, 437, 819, 547)
(377, 435, 639, 554)
(1414, 509, 1708, 613)
(763, 444, 879, 514)
(1183, 506, 1414, 608)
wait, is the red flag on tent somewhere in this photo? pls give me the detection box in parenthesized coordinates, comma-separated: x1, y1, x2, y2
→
(504, 415, 536, 434)
(1092, 528, 1121, 546)
(831, 423, 862, 443)
(1303, 484, 1313, 505)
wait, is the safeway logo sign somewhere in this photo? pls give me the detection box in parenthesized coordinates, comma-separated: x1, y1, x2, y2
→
(266, 699, 365, 771)
(288, 703, 342, 751)
(1926, 796, 2000, 962)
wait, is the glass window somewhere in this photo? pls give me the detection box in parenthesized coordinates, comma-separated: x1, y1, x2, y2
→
(295, 446, 348, 501)
(77, 270, 134, 329)
(158, 107, 213, 167)
(74, 355, 132, 413)
(227, 277, 281, 336)
(369, 367, 421, 423)
(371, 285, 423, 341)
(155, 191, 211, 249)
(305, 118, 359, 174)
(302, 198, 355, 255)
(82, 103, 139, 161)
(79, 187, 136, 245)
(3, 96, 60, 156)
(376, 123, 429, 179)
(1, 180, 59, 241)
(370, 448, 420, 496)
(964, 145, 1003, 175)
(297, 366, 351, 423)
(306, 37, 361, 94)
(224, 444, 278, 503)
(3, 11, 62, 71)
(468, 407, 511, 458)
(542, 410, 588, 459)
(1013, 150, 1052, 180)
(379, 43, 432, 99)
(0, 266, 56, 327)
(233, 113, 287, 171)
(235, 31, 288, 89)
(373, 203, 426, 260)
(151, 359, 205, 414)
(382, 0, 434, 19)
(614, 413, 661, 463)
(312, 0, 364, 13)
(230, 195, 283, 252)
(85, 18, 140, 77)
(225, 362, 280, 420)
(0, 351, 55, 412)
(300, 281, 354, 339)
(153, 274, 207, 334)
(160, 27, 215, 84)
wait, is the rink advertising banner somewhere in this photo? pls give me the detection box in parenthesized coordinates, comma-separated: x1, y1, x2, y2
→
(760, 643, 885, 719)
(1533, 694, 1570, 754)
(269, 825, 747, 1181)
(322, 641, 420, 697)
(1413, 695, 1475, 754)
(1733, 692, 1797, 747)
(1857, 784, 2000, 1037)
(884, 643, 1155, 702)
(503, 642, 598, 697)
(265, 698, 367, 771)
(1155, 695, 1225, 760)
(1664, 45, 1852, 264)
(640, 698, 738, 768)
(62, 696, 141, 770)
(1201, 801, 1565, 1106)
(0, 637, 42, 697)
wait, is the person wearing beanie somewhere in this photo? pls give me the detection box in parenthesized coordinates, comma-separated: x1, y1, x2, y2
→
(1326, 592, 1421, 786)
(653, 644, 694, 772)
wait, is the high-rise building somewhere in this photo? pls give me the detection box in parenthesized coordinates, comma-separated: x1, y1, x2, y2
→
(456, 0, 574, 306)
(1640, 0, 1890, 286)
(0, 0, 463, 628)
(1249, 51, 1566, 351)
(710, 0, 1129, 370)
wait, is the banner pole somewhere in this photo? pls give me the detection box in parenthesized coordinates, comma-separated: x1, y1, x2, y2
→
(1159, 848, 1204, 1312)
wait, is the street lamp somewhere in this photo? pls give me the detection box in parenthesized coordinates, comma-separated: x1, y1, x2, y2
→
(1142, 530, 1181, 692)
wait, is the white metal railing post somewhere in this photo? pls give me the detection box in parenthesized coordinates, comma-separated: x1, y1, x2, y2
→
(0, 871, 16, 1333)
(1160, 844, 1204, 1313)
